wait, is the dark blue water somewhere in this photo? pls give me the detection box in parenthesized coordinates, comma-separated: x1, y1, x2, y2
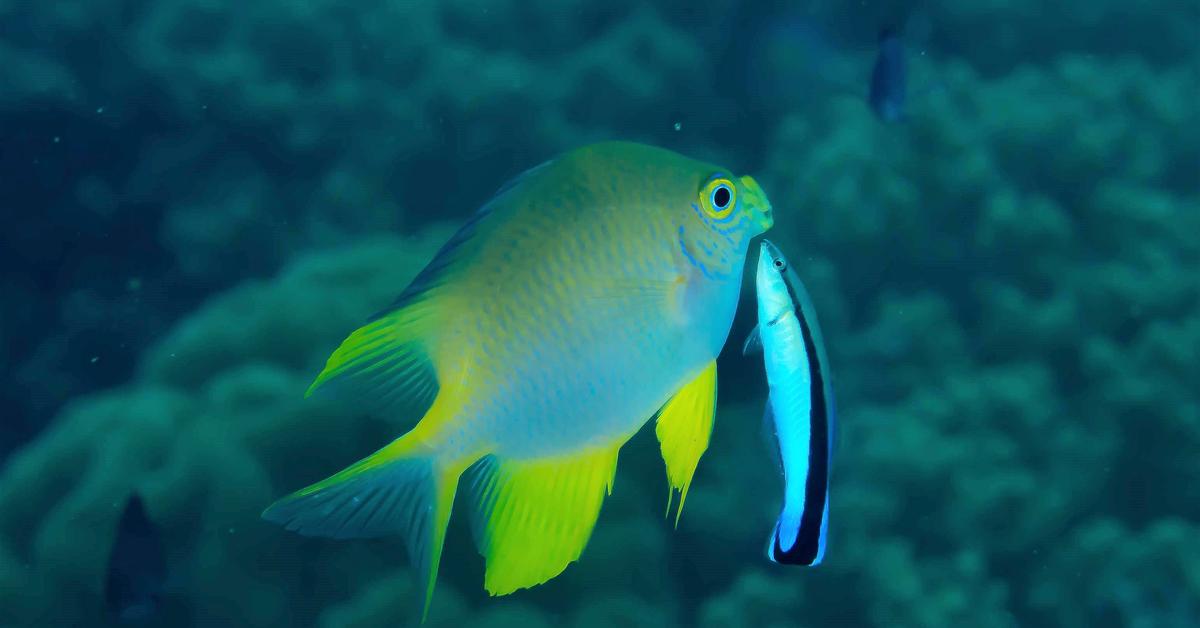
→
(1, 1, 1197, 626)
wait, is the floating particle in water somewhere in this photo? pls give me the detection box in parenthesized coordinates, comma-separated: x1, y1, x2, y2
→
(673, 122, 682, 131)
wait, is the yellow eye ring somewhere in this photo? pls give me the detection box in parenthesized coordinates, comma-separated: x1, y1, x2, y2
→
(700, 177, 736, 220)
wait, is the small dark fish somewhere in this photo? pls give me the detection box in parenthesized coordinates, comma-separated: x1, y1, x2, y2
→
(105, 494, 167, 624)
(868, 26, 908, 122)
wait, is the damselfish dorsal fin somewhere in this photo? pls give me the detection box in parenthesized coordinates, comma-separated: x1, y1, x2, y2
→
(306, 300, 441, 427)
(492, 157, 554, 198)
(309, 157, 558, 423)
(655, 360, 717, 526)
(467, 444, 622, 596)
(371, 157, 556, 320)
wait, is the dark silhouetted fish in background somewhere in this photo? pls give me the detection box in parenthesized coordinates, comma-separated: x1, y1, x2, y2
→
(869, 26, 909, 122)
(744, 7, 934, 124)
(105, 494, 167, 624)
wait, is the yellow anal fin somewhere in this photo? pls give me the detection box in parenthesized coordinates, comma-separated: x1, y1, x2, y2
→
(468, 445, 621, 596)
(656, 360, 717, 526)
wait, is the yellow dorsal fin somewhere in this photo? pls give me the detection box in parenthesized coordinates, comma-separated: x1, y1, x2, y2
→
(468, 445, 622, 596)
(305, 298, 443, 430)
(655, 360, 717, 526)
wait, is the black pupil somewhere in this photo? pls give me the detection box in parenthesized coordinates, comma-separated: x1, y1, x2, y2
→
(774, 259, 784, 268)
(713, 185, 731, 209)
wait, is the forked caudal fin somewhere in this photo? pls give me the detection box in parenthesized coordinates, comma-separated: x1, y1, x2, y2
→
(261, 428, 468, 621)
(266, 221, 467, 620)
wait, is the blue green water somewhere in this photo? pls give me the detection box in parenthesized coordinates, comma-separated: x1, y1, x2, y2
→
(1, 1, 1197, 626)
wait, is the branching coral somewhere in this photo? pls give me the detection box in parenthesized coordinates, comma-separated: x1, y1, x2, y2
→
(0, 232, 451, 626)
(1031, 519, 1200, 628)
(0, 1, 1195, 626)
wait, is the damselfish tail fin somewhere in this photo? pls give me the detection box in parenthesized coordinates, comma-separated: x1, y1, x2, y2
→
(262, 431, 467, 620)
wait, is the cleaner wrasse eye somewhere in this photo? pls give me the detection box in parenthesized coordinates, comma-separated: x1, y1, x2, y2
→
(261, 141, 774, 618)
(744, 239, 835, 566)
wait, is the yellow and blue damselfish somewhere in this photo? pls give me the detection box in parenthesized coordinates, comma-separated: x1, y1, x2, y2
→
(263, 141, 774, 616)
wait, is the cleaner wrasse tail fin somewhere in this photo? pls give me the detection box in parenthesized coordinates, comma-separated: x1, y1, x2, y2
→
(768, 496, 830, 567)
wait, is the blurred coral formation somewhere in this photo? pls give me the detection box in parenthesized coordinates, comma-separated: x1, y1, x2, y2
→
(1, 0, 1196, 626)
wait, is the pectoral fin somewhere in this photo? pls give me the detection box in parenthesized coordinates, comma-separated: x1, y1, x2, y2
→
(742, 325, 762, 355)
(582, 275, 689, 326)
(655, 360, 717, 526)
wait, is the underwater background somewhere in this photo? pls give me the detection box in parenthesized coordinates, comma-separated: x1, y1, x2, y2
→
(1, 0, 1198, 626)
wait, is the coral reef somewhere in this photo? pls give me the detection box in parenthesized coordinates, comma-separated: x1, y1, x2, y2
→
(1030, 519, 1200, 628)
(0, 233, 453, 626)
(751, 39, 1196, 628)
(1, 0, 1196, 625)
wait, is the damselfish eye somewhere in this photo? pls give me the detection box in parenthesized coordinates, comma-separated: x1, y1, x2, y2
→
(773, 258, 786, 270)
(711, 184, 732, 210)
(699, 177, 737, 219)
